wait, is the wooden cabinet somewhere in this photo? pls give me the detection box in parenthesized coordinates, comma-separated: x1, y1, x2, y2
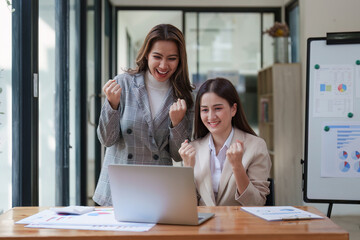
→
(257, 63, 303, 205)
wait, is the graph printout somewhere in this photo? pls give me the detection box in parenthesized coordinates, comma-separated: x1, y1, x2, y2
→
(16, 208, 155, 232)
(241, 206, 323, 221)
(321, 122, 360, 178)
(313, 65, 354, 117)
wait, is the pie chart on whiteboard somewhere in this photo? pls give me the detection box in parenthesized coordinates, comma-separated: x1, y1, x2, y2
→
(351, 151, 360, 160)
(339, 161, 350, 172)
(339, 151, 348, 160)
(355, 162, 360, 173)
(338, 84, 347, 92)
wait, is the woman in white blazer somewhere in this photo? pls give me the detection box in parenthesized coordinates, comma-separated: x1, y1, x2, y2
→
(93, 24, 195, 206)
(179, 78, 271, 206)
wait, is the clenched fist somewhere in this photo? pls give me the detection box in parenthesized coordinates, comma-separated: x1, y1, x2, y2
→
(169, 98, 187, 127)
(103, 79, 122, 110)
(226, 140, 244, 171)
(178, 139, 196, 168)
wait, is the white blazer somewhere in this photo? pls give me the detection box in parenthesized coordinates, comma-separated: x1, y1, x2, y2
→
(191, 128, 271, 206)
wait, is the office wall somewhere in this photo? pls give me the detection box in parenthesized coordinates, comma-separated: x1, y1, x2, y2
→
(299, 0, 360, 216)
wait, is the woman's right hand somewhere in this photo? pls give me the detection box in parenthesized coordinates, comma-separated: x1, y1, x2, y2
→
(178, 140, 196, 168)
(103, 79, 122, 110)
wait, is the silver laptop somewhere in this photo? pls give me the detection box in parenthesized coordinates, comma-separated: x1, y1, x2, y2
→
(108, 164, 214, 225)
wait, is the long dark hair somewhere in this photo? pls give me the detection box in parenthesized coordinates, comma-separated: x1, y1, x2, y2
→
(194, 77, 256, 139)
(127, 24, 194, 109)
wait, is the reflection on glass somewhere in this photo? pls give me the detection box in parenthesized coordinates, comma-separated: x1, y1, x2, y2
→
(0, 0, 12, 213)
(39, 0, 56, 206)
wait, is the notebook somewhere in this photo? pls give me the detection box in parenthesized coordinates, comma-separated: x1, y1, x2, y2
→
(108, 164, 214, 225)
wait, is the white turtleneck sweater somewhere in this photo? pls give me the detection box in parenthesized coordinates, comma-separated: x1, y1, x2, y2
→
(145, 70, 171, 119)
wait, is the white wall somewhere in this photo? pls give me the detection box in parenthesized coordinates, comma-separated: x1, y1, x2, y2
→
(299, 0, 360, 216)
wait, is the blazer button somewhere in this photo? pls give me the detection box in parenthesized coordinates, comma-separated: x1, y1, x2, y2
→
(128, 153, 133, 159)
(153, 154, 159, 160)
(127, 128, 132, 134)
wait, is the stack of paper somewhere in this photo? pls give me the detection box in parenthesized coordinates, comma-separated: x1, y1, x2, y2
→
(16, 208, 155, 232)
(241, 206, 324, 221)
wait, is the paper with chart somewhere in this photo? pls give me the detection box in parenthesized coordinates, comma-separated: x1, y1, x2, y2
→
(16, 208, 155, 232)
(321, 122, 360, 178)
(241, 206, 323, 221)
(313, 64, 354, 117)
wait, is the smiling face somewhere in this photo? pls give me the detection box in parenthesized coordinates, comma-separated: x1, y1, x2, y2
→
(147, 40, 179, 82)
(200, 92, 237, 140)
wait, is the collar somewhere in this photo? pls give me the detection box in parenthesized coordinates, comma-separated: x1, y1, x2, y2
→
(145, 70, 170, 90)
(208, 128, 234, 155)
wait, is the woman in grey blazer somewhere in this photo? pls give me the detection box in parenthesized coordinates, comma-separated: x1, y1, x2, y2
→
(179, 78, 271, 206)
(93, 24, 195, 206)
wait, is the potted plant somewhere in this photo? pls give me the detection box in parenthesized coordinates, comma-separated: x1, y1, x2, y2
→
(264, 22, 290, 63)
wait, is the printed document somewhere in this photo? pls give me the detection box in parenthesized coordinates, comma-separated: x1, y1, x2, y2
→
(241, 206, 324, 221)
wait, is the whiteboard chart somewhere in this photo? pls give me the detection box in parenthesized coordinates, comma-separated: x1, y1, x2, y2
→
(304, 36, 360, 203)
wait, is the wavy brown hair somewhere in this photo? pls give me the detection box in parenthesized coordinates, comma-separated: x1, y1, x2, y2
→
(194, 78, 256, 139)
(127, 24, 194, 109)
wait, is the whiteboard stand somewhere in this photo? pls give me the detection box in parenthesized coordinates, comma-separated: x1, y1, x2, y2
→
(303, 31, 360, 218)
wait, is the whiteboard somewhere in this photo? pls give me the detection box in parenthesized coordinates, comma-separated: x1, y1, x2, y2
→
(304, 37, 360, 203)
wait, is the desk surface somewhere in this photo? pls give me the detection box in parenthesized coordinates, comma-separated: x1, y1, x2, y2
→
(0, 206, 348, 240)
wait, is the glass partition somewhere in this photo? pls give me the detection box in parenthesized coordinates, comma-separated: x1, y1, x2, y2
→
(38, 0, 56, 206)
(0, 0, 13, 213)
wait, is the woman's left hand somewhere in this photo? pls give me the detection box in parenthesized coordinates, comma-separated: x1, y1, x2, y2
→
(169, 99, 187, 127)
(226, 140, 244, 170)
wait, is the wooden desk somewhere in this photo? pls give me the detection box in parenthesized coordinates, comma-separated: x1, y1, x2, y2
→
(0, 206, 348, 240)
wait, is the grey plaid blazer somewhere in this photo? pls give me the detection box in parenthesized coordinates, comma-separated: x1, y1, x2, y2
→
(93, 72, 193, 206)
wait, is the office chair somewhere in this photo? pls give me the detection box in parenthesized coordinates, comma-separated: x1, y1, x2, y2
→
(265, 178, 275, 206)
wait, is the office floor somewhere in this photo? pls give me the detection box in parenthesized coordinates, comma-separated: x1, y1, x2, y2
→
(331, 215, 360, 240)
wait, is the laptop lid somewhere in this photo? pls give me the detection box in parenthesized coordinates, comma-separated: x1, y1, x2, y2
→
(108, 164, 214, 225)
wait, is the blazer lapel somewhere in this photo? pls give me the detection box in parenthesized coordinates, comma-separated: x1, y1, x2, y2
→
(197, 135, 216, 206)
(217, 129, 245, 204)
(153, 87, 173, 130)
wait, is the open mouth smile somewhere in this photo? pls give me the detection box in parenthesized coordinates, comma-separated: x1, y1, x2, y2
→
(156, 69, 169, 75)
(208, 121, 220, 127)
